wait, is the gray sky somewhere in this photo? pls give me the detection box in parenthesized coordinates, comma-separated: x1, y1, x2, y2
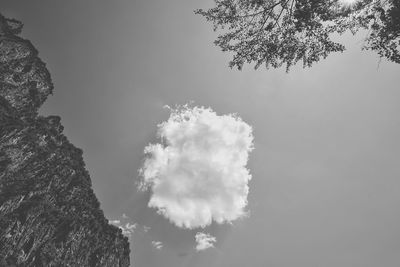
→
(3, 1, 400, 266)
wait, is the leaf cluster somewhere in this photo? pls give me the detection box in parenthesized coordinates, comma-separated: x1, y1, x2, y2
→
(196, 0, 400, 71)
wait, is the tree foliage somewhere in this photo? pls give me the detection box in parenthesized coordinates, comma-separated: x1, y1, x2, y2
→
(195, 0, 400, 71)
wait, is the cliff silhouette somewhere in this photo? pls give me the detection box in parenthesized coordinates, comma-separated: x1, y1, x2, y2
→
(0, 13, 130, 266)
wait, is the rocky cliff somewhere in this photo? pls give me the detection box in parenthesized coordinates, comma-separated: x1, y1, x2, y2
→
(0, 14, 130, 266)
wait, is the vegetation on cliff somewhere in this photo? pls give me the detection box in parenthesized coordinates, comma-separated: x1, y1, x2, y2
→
(0, 13, 130, 266)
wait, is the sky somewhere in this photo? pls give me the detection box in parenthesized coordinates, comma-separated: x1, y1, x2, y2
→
(2, 1, 400, 266)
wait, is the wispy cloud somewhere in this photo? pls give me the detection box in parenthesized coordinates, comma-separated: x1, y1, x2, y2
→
(195, 232, 216, 251)
(109, 219, 137, 237)
(151, 241, 163, 250)
(140, 105, 254, 229)
(109, 214, 154, 242)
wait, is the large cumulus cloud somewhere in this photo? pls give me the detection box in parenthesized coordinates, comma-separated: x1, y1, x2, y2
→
(140, 105, 254, 229)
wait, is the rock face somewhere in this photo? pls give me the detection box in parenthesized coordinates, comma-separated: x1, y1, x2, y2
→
(0, 14, 130, 266)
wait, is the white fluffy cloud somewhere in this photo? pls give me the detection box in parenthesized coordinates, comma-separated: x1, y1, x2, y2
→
(195, 232, 216, 251)
(140, 105, 254, 229)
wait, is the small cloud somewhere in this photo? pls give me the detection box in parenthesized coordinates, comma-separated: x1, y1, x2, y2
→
(119, 227, 135, 237)
(177, 252, 189, 258)
(109, 218, 136, 237)
(140, 105, 254, 229)
(122, 213, 129, 219)
(143, 226, 151, 232)
(125, 222, 137, 231)
(195, 232, 216, 251)
(151, 241, 163, 250)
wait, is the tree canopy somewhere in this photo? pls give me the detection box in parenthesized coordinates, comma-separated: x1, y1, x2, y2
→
(195, 0, 400, 71)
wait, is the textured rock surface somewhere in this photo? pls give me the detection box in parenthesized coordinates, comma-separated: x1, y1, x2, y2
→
(0, 14, 130, 266)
